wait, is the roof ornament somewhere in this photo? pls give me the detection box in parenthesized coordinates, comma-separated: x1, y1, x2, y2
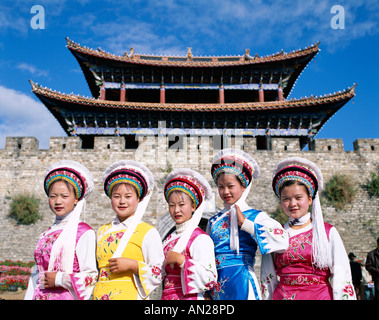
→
(187, 47, 192, 59)
(244, 49, 255, 60)
(124, 47, 135, 59)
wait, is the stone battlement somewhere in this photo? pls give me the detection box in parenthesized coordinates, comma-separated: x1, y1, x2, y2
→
(1, 135, 378, 264)
(2, 136, 379, 153)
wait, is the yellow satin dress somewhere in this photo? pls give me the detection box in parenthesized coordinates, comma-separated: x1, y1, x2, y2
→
(93, 222, 155, 300)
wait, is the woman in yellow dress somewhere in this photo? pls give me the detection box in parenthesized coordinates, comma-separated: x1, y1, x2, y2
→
(93, 160, 164, 300)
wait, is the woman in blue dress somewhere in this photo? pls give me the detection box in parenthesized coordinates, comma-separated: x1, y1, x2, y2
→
(207, 148, 289, 300)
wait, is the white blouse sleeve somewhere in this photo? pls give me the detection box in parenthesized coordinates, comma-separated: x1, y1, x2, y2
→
(329, 227, 356, 300)
(241, 211, 289, 254)
(260, 253, 279, 300)
(133, 227, 164, 299)
(181, 234, 218, 295)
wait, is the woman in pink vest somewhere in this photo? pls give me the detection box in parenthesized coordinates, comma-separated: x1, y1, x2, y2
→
(161, 168, 217, 300)
(261, 157, 356, 300)
(24, 160, 97, 300)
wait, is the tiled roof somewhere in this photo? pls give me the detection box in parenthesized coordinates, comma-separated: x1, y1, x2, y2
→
(30, 80, 356, 112)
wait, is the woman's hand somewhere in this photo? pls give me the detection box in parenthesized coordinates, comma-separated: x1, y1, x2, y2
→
(165, 251, 185, 267)
(43, 272, 57, 289)
(108, 257, 139, 275)
(227, 204, 246, 227)
(234, 204, 245, 227)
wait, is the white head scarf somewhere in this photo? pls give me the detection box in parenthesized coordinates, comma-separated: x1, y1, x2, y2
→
(211, 148, 260, 254)
(272, 157, 332, 269)
(103, 160, 154, 259)
(44, 160, 94, 273)
(164, 168, 212, 254)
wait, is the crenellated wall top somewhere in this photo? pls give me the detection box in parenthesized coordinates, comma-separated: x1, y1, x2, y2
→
(2, 136, 378, 154)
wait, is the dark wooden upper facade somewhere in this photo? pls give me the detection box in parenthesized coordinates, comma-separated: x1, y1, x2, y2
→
(30, 39, 356, 150)
(66, 38, 320, 103)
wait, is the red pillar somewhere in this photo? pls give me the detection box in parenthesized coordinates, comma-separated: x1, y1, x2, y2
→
(219, 85, 225, 104)
(259, 85, 264, 102)
(160, 84, 166, 103)
(120, 83, 126, 102)
(278, 85, 283, 101)
(100, 84, 106, 100)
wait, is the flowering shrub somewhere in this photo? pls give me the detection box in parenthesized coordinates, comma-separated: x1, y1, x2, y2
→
(324, 174, 356, 210)
(0, 260, 34, 291)
(0, 265, 32, 274)
(8, 193, 41, 225)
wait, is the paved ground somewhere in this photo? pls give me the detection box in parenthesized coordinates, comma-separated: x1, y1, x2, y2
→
(0, 289, 25, 300)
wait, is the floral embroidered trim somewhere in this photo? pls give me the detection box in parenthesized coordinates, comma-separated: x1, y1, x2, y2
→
(342, 282, 355, 299)
(281, 274, 329, 286)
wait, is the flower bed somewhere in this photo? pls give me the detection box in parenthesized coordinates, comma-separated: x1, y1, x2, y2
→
(0, 260, 34, 291)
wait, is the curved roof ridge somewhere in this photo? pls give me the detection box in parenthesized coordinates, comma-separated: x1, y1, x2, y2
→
(65, 37, 320, 66)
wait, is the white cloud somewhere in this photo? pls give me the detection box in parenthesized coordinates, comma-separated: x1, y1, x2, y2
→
(83, 0, 379, 56)
(0, 85, 66, 149)
(16, 63, 49, 77)
(0, 4, 28, 34)
(92, 19, 186, 56)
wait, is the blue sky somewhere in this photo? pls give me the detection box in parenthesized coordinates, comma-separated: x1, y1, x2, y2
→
(0, 0, 378, 150)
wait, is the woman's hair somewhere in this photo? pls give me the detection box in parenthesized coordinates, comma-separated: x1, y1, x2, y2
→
(110, 182, 139, 198)
(48, 179, 77, 198)
(168, 190, 196, 206)
(279, 180, 310, 198)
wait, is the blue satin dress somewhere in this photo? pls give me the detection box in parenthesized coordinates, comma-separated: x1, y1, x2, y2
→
(208, 208, 271, 300)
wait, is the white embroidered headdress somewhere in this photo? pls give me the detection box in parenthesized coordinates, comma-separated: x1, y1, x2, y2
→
(103, 160, 154, 258)
(164, 168, 212, 253)
(272, 157, 332, 269)
(44, 160, 94, 274)
(211, 148, 260, 254)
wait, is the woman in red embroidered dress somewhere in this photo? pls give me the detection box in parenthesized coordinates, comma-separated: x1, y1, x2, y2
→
(261, 157, 356, 300)
(161, 169, 217, 300)
(24, 161, 97, 300)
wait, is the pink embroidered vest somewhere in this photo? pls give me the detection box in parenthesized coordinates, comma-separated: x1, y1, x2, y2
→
(32, 222, 92, 300)
(161, 227, 206, 300)
(273, 222, 333, 300)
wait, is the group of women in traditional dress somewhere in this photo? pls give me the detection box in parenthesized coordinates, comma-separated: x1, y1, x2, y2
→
(24, 148, 356, 300)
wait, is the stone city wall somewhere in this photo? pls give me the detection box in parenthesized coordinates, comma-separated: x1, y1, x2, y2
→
(0, 135, 378, 264)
